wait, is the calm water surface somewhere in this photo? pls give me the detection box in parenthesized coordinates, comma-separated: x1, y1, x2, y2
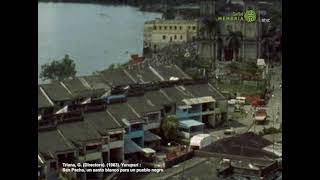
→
(38, 3, 161, 82)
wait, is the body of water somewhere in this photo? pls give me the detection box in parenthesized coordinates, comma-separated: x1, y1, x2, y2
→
(38, 3, 162, 82)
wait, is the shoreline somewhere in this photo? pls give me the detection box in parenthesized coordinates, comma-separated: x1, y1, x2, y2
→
(38, 0, 166, 13)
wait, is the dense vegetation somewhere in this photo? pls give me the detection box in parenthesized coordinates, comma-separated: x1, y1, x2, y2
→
(160, 116, 179, 142)
(40, 54, 77, 82)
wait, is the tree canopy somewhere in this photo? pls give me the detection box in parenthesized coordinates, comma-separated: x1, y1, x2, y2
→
(161, 116, 179, 141)
(40, 54, 77, 82)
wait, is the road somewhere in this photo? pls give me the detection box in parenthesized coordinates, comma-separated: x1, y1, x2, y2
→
(207, 64, 282, 138)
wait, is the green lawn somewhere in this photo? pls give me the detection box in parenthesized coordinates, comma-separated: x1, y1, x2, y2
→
(213, 80, 265, 97)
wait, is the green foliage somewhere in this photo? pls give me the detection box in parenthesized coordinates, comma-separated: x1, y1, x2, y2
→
(40, 54, 77, 82)
(161, 116, 178, 141)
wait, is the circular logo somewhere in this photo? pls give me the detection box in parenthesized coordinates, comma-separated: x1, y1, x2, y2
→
(244, 10, 256, 23)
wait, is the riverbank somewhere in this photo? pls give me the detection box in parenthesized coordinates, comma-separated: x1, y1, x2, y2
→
(38, 0, 196, 13)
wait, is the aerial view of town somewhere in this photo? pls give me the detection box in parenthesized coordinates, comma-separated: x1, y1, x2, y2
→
(38, 0, 282, 179)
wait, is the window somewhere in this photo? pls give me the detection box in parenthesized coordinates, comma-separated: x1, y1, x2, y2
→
(164, 26, 167, 30)
(175, 26, 177, 30)
(180, 26, 182, 30)
(169, 26, 172, 30)
(86, 144, 99, 151)
(163, 35, 166, 40)
(159, 26, 162, 30)
(192, 26, 196, 30)
(170, 37, 172, 42)
(174, 35, 177, 40)
(188, 26, 191, 30)
(180, 35, 183, 40)
(154, 26, 157, 30)
(154, 44, 157, 49)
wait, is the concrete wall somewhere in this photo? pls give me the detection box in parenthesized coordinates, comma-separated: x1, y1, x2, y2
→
(79, 151, 102, 162)
(109, 140, 124, 149)
(217, 100, 228, 113)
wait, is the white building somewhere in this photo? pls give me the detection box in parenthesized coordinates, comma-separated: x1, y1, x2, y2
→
(144, 19, 199, 52)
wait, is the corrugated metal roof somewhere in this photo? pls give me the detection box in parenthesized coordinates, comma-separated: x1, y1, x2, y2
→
(124, 138, 143, 154)
(144, 130, 161, 142)
(179, 119, 204, 128)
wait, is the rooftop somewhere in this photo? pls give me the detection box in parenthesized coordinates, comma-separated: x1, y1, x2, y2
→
(100, 69, 136, 87)
(150, 65, 191, 81)
(62, 78, 97, 98)
(184, 83, 226, 100)
(84, 111, 123, 136)
(145, 90, 174, 106)
(38, 129, 75, 155)
(161, 86, 194, 104)
(80, 75, 111, 90)
(38, 86, 54, 109)
(57, 120, 102, 146)
(182, 96, 216, 105)
(124, 138, 143, 154)
(40, 82, 73, 102)
(127, 96, 162, 115)
(145, 19, 197, 25)
(107, 103, 142, 125)
(144, 130, 161, 142)
(179, 119, 205, 128)
(125, 66, 161, 83)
